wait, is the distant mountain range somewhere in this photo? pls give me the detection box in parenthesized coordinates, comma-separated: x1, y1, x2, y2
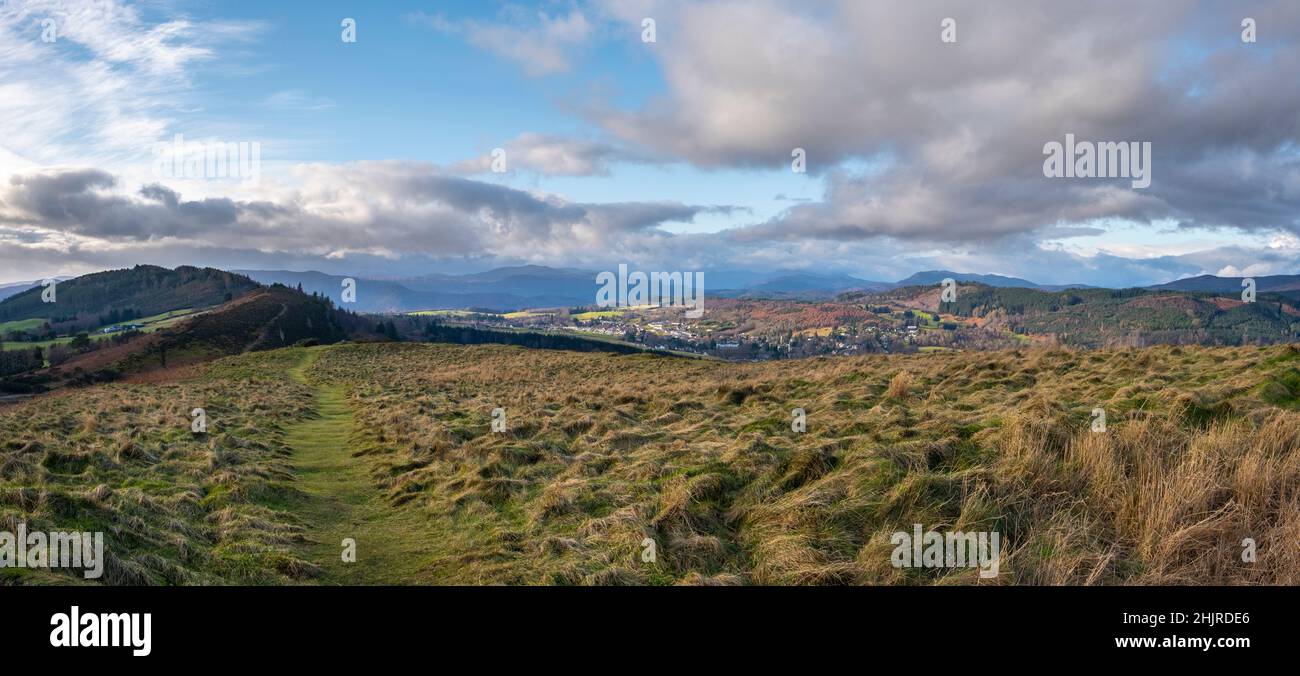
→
(7, 265, 1297, 315)
(234, 267, 596, 313)
(1149, 274, 1300, 293)
(235, 267, 896, 311)
(715, 272, 892, 298)
(885, 270, 1096, 291)
(894, 270, 1040, 289)
(237, 266, 1280, 311)
(0, 277, 72, 302)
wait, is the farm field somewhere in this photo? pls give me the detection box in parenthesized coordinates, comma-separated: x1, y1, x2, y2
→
(571, 310, 627, 320)
(2, 341, 1297, 585)
(1, 308, 200, 352)
(0, 318, 46, 334)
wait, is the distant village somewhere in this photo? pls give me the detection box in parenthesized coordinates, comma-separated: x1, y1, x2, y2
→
(413, 302, 1017, 361)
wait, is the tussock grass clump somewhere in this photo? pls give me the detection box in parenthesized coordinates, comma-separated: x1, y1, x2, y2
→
(0, 349, 318, 585)
(886, 370, 913, 399)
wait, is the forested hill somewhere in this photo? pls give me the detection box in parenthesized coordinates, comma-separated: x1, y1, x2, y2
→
(932, 285, 1300, 347)
(0, 265, 258, 324)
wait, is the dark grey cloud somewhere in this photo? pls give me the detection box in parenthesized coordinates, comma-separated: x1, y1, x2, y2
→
(3, 169, 263, 240)
(0, 164, 731, 263)
(138, 183, 179, 207)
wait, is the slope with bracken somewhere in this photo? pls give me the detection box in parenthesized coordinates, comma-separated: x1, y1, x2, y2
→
(0, 284, 372, 397)
(73, 285, 363, 378)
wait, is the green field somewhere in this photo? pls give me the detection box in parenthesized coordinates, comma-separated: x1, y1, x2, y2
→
(1, 308, 197, 351)
(1, 335, 77, 352)
(905, 310, 942, 328)
(572, 309, 626, 320)
(0, 318, 48, 334)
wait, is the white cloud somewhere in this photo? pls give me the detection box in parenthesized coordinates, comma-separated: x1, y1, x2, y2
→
(263, 89, 336, 111)
(450, 132, 647, 176)
(408, 8, 592, 75)
(584, 0, 1300, 242)
(0, 0, 267, 175)
(1216, 263, 1274, 277)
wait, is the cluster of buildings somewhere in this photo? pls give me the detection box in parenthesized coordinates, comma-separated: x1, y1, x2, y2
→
(99, 323, 144, 335)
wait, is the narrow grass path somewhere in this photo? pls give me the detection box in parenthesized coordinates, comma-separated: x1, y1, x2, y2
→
(283, 347, 437, 584)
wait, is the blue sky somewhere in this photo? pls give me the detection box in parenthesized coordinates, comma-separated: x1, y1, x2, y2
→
(1, 0, 1298, 286)
(174, 0, 810, 230)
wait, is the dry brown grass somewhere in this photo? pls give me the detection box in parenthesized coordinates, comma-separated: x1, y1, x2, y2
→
(5, 341, 1298, 585)
(886, 370, 913, 399)
(0, 349, 319, 584)
(303, 341, 1300, 585)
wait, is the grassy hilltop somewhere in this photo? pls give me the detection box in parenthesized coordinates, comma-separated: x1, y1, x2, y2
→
(2, 342, 1298, 585)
